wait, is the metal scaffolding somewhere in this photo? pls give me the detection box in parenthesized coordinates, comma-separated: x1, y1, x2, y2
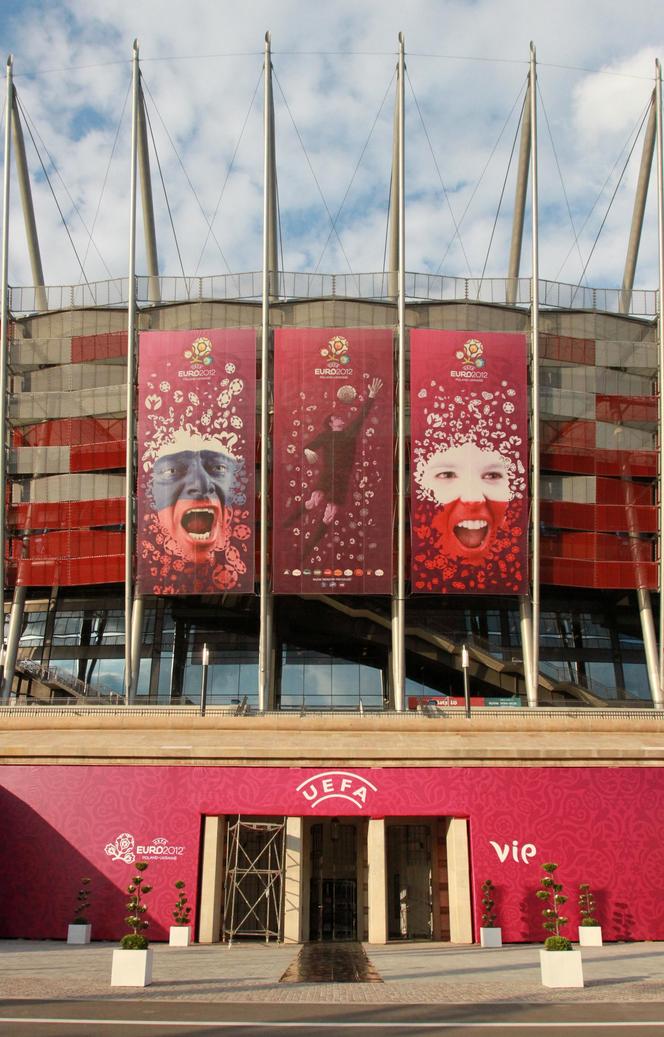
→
(222, 816, 286, 945)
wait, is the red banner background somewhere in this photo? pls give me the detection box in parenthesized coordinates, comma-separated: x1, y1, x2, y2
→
(137, 329, 255, 595)
(273, 328, 393, 594)
(410, 330, 528, 594)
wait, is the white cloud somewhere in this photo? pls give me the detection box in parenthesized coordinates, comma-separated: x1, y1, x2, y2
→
(1, 0, 663, 296)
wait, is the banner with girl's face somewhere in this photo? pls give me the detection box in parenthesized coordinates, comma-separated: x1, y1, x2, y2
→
(137, 329, 255, 595)
(410, 330, 528, 594)
(273, 328, 393, 595)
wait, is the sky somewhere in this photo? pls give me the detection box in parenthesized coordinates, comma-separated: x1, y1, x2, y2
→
(0, 0, 663, 295)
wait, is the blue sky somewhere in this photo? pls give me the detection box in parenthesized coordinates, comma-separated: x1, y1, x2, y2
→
(0, 0, 663, 291)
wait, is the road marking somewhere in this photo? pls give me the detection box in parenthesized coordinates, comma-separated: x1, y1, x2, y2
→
(0, 1019, 663, 1029)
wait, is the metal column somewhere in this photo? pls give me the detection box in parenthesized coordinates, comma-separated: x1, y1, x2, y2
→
(129, 595, 145, 702)
(258, 32, 277, 712)
(618, 88, 661, 707)
(656, 59, 664, 704)
(137, 80, 160, 304)
(621, 94, 656, 315)
(2, 583, 26, 700)
(507, 68, 537, 708)
(529, 43, 541, 705)
(0, 57, 13, 692)
(387, 92, 399, 301)
(11, 94, 47, 312)
(124, 40, 140, 705)
(392, 33, 406, 711)
(506, 91, 531, 307)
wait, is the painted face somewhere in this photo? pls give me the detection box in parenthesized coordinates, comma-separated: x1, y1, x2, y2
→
(329, 416, 345, 431)
(421, 442, 511, 562)
(151, 449, 242, 560)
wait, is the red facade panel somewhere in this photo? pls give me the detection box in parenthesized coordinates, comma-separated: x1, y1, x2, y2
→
(541, 500, 657, 533)
(596, 478, 652, 506)
(17, 554, 124, 587)
(16, 418, 126, 448)
(595, 394, 658, 424)
(70, 441, 125, 472)
(541, 335, 595, 365)
(71, 332, 127, 363)
(8, 499, 125, 533)
(541, 531, 653, 563)
(541, 557, 657, 589)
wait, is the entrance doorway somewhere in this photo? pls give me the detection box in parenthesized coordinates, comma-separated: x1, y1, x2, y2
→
(387, 823, 434, 939)
(309, 820, 358, 941)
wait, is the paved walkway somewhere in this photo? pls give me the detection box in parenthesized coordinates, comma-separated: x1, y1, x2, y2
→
(0, 940, 662, 1004)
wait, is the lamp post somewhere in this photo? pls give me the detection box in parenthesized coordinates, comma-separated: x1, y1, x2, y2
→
(461, 644, 471, 719)
(200, 643, 209, 717)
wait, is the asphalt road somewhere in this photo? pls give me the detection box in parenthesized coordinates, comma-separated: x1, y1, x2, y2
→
(1, 1000, 664, 1036)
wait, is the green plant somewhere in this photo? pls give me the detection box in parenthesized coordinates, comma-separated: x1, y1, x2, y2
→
(172, 880, 192, 928)
(72, 877, 91, 925)
(536, 862, 571, 950)
(544, 934, 573, 951)
(481, 879, 498, 928)
(578, 883, 598, 927)
(120, 861, 152, 950)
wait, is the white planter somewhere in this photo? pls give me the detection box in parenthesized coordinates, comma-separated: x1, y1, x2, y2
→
(169, 925, 192, 946)
(539, 948, 584, 988)
(67, 923, 91, 945)
(578, 924, 603, 947)
(480, 926, 502, 948)
(111, 948, 153, 987)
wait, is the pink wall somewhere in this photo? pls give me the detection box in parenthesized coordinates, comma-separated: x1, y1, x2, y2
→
(2, 764, 663, 943)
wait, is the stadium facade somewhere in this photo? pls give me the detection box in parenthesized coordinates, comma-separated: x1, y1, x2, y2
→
(2, 41, 664, 947)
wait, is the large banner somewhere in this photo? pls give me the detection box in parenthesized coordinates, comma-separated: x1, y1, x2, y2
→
(137, 329, 255, 595)
(410, 330, 528, 594)
(273, 328, 393, 594)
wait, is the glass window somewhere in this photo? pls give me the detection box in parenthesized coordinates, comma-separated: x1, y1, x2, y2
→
(19, 611, 46, 648)
(280, 647, 382, 711)
(621, 663, 651, 702)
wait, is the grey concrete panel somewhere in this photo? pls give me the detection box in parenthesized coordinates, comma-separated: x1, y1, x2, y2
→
(26, 363, 127, 393)
(596, 421, 656, 450)
(540, 475, 596, 503)
(9, 385, 126, 425)
(9, 446, 70, 476)
(596, 339, 657, 372)
(12, 472, 126, 504)
(10, 338, 72, 367)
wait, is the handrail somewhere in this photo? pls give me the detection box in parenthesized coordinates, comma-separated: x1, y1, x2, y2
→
(6, 272, 659, 318)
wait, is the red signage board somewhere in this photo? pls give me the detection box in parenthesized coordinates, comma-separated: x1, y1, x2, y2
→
(273, 328, 393, 594)
(410, 330, 528, 594)
(136, 329, 256, 595)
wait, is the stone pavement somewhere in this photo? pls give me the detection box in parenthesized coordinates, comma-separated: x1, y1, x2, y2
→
(0, 940, 662, 1004)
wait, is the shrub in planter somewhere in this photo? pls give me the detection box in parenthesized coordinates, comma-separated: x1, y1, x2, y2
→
(578, 882, 603, 946)
(479, 879, 502, 947)
(111, 861, 154, 987)
(536, 862, 571, 949)
(578, 883, 598, 926)
(67, 877, 92, 944)
(120, 861, 152, 951)
(169, 880, 193, 946)
(536, 862, 583, 987)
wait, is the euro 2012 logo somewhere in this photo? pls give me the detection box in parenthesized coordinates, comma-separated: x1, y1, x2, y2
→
(185, 336, 213, 366)
(320, 335, 351, 366)
(456, 338, 485, 368)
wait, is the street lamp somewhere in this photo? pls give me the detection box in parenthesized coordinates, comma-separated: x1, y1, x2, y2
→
(461, 644, 471, 719)
(200, 643, 209, 716)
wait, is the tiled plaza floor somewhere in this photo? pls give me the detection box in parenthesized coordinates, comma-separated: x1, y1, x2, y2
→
(0, 940, 662, 1004)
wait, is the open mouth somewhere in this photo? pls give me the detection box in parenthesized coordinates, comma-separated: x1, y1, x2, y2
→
(181, 507, 217, 541)
(454, 518, 488, 550)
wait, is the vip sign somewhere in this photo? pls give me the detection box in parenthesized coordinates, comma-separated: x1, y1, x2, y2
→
(295, 770, 378, 809)
(490, 839, 537, 864)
